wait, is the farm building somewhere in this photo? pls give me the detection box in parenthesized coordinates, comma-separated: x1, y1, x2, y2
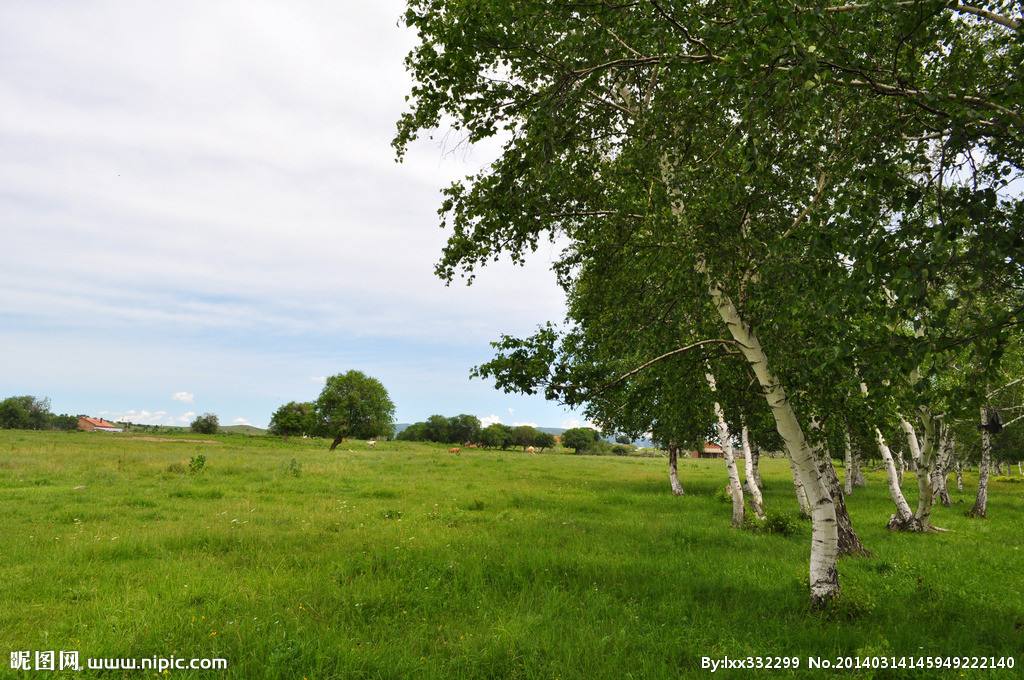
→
(690, 441, 725, 458)
(77, 417, 123, 433)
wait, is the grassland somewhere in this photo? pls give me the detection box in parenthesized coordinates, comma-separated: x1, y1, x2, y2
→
(1, 431, 1021, 678)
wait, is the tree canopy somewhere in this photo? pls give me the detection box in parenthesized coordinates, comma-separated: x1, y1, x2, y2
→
(315, 371, 396, 450)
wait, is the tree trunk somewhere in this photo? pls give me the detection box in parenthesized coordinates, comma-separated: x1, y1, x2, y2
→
(789, 455, 813, 518)
(815, 445, 869, 556)
(873, 427, 922, 531)
(709, 284, 839, 606)
(705, 373, 745, 528)
(969, 406, 992, 519)
(900, 414, 936, 530)
(329, 434, 345, 451)
(932, 429, 952, 507)
(843, 429, 854, 496)
(668, 444, 684, 496)
(955, 461, 964, 492)
(852, 448, 866, 487)
(751, 443, 763, 489)
(741, 425, 766, 520)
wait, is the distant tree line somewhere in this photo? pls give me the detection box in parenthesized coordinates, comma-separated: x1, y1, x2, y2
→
(0, 395, 79, 431)
(396, 415, 559, 451)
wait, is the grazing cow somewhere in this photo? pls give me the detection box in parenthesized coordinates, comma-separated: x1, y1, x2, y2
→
(526, 446, 536, 454)
(465, 443, 478, 449)
(366, 440, 377, 447)
(448, 447, 461, 455)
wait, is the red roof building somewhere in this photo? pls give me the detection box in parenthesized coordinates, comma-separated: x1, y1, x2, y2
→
(77, 417, 123, 432)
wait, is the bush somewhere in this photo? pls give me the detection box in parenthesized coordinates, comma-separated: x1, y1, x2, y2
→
(285, 458, 301, 477)
(188, 454, 206, 475)
(612, 444, 632, 456)
(190, 413, 219, 435)
(760, 513, 800, 537)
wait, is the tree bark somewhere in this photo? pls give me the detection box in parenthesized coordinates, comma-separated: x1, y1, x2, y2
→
(873, 427, 922, 531)
(705, 372, 745, 528)
(932, 428, 952, 507)
(815, 445, 869, 556)
(900, 414, 937, 530)
(668, 444, 684, 496)
(955, 461, 964, 492)
(709, 284, 839, 606)
(852, 448, 866, 487)
(789, 455, 813, 518)
(750, 442, 763, 489)
(843, 429, 854, 496)
(741, 425, 766, 520)
(969, 406, 992, 518)
(329, 434, 345, 451)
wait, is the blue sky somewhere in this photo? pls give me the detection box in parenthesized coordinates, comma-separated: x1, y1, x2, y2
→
(0, 1, 590, 430)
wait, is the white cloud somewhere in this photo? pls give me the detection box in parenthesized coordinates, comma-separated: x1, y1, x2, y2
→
(172, 391, 194, 403)
(311, 376, 327, 384)
(103, 409, 171, 425)
(177, 411, 196, 423)
(478, 414, 501, 427)
(512, 421, 538, 427)
(560, 418, 600, 431)
(232, 417, 251, 425)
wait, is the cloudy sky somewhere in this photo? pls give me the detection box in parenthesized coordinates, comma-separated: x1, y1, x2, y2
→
(0, 1, 588, 430)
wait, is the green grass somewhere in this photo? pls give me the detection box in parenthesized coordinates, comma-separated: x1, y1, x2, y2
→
(0, 431, 1021, 678)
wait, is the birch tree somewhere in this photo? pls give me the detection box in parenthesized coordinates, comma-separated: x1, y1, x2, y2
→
(396, 0, 1023, 605)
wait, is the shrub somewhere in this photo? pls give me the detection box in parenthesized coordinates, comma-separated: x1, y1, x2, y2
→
(285, 458, 301, 478)
(190, 413, 219, 435)
(188, 454, 206, 475)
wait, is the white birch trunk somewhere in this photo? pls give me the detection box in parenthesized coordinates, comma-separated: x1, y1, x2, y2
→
(955, 461, 964, 492)
(750, 442, 763, 489)
(900, 414, 936, 529)
(969, 406, 992, 518)
(873, 427, 920, 530)
(789, 455, 812, 517)
(668, 445, 684, 496)
(741, 425, 766, 520)
(843, 429, 854, 496)
(852, 448, 866, 487)
(709, 284, 839, 605)
(705, 372, 745, 527)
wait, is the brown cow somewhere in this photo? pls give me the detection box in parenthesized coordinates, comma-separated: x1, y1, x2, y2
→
(448, 447, 461, 455)
(526, 446, 536, 454)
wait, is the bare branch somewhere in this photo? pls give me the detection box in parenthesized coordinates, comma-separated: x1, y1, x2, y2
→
(600, 339, 739, 392)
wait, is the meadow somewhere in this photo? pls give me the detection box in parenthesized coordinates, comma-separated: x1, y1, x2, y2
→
(1, 430, 1021, 678)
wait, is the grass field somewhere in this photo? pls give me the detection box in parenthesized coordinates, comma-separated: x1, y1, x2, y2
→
(1, 431, 1021, 678)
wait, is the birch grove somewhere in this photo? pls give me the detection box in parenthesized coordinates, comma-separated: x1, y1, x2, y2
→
(396, 0, 1024, 605)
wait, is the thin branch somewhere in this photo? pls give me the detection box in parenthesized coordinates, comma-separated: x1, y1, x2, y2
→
(600, 339, 740, 392)
(988, 377, 1024, 398)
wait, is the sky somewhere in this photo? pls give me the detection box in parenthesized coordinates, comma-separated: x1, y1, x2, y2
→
(0, 0, 592, 430)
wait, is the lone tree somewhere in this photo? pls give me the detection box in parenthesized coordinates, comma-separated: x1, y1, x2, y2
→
(561, 427, 598, 455)
(315, 371, 395, 450)
(190, 413, 219, 435)
(268, 401, 317, 437)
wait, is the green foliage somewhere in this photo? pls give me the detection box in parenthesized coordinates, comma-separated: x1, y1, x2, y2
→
(190, 413, 219, 435)
(188, 454, 207, 475)
(285, 457, 302, 478)
(268, 401, 317, 437)
(479, 423, 513, 449)
(561, 427, 599, 454)
(397, 414, 482, 444)
(314, 371, 395, 444)
(533, 431, 556, 451)
(510, 424, 540, 450)
(0, 396, 53, 430)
